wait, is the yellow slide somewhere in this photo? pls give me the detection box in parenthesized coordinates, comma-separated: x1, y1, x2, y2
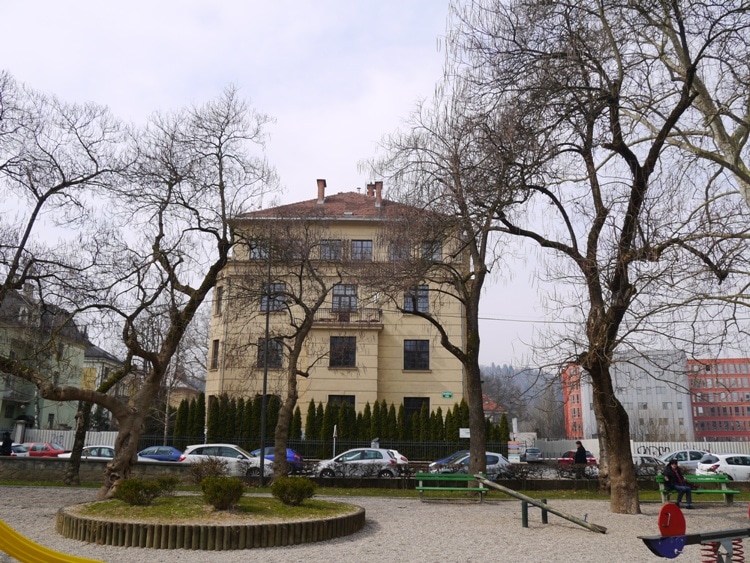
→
(0, 519, 104, 563)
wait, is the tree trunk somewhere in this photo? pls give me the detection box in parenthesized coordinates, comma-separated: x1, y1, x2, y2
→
(589, 362, 640, 514)
(98, 411, 145, 500)
(273, 365, 298, 479)
(465, 355, 487, 477)
(63, 402, 92, 486)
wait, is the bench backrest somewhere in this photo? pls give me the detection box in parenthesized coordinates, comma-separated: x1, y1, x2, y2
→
(655, 473, 729, 483)
(414, 472, 487, 480)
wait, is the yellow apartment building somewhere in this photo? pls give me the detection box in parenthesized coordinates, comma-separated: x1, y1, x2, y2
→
(205, 179, 467, 421)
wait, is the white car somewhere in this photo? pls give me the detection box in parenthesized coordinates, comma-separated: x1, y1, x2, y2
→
(57, 445, 149, 462)
(696, 453, 750, 481)
(316, 447, 407, 478)
(178, 443, 272, 477)
(433, 451, 511, 480)
(11, 443, 28, 457)
(660, 449, 709, 471)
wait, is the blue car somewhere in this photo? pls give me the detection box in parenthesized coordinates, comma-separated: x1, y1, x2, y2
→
(428, 450, 469, 471)
(138, 445, 183, 462)
(251, 447, 304, 473)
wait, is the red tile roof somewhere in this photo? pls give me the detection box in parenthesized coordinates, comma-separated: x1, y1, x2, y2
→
(236, 190, 416, 222)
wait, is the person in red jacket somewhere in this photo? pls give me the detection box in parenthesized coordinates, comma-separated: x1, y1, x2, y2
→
(662, 459, 693, 509)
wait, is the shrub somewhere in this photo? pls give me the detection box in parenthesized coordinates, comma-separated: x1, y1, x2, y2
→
(187, 457, 228, 484)
(113, 479, 162, 506)
(201, 476, 244, 510)
(156, 476, 179, 496)
(271, 476, 317, 506)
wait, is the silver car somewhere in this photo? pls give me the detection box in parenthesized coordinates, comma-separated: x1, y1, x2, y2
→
(660, 449, 709, 471)
(316, 447, 407, 478)
(523, 448, 542, 463)
(179, 443, 273, 477)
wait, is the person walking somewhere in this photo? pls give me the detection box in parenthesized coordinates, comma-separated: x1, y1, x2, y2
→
(0, 431, 12, 456)
(573, 441, 587, 479)
(662, 459, 693, 509)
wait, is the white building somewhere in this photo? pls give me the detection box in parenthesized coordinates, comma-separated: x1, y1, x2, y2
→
(578, 349, 694, 441)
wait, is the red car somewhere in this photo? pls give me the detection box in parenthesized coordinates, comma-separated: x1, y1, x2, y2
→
(23, 442, 67, 457)
(558, 450, 597, 466)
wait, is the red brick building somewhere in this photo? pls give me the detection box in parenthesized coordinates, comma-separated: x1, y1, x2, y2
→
(689, 358, 750, 442)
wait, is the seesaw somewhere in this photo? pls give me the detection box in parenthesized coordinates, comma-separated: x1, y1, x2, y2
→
(639, 503, 749, 562)
(0, 518, 104, 563)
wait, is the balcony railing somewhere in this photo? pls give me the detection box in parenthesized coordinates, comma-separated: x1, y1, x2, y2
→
(313, 308, 382, 324)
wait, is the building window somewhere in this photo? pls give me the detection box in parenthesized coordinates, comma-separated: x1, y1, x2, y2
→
(215, 286, 224, 315)
(210, 339, 220, 369)
(421, 240, 442, 261)
(389, 241, 411, 261)
(4, 404, 14, 419)
(257, 338, 283, 368)
(639, 402, 648, 410)
(404, 397, 429, 421)
(404, 340, 430, 370)
(351, 240, 372, 261)
(330, 336, 356, 367)
(677, 401, 682, 410)
(332, 284, 357, 312)
(320, 239, 342, 260)
(261, 282, 286, 312)
(248, 240, 269, 260)
(328, 395, 355, 408)
(404, 285, 429, 313)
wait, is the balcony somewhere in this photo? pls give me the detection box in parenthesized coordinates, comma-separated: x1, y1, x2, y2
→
(313, 308, 382, 325)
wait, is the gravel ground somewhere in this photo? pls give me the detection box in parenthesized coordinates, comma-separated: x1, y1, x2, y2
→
(1, 487, 749, 562)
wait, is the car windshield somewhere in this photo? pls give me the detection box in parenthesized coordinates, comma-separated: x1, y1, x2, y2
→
(441, 451, 469, 464)
(50, 443, 64, 450)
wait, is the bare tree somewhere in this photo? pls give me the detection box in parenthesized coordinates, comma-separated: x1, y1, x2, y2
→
(0, 81, 279, 498)
(221, 215, 343, 478)
(445, 0, 750, 514)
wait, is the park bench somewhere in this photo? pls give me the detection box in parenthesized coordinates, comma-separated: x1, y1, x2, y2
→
(655, 474, 741, 505)
(414, 472, 488, 502)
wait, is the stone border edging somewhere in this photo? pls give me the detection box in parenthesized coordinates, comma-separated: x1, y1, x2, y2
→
(55, 505, 365, 550)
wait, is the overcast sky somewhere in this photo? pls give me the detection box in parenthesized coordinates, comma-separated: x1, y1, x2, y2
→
(1, 1, 546, 367)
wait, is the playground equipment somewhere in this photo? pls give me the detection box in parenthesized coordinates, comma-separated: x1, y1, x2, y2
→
(473, 474, 607, 534)
(639, 503, 749, 562)
(0, 518, 104, 563)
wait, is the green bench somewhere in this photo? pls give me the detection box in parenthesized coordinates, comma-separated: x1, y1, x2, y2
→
(414, 472, 489, 502)
(655, 474, 741, 505)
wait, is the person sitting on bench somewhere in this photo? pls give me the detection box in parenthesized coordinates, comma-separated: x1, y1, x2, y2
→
(662, 459, 693, 509)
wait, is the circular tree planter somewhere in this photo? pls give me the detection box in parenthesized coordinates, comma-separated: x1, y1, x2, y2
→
(56, 504, 365, 550)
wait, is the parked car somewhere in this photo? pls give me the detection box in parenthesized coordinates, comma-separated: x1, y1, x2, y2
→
(428, 450, 469, 471)
(23, 442, 67, 457)
(138, 445, 183, 462)
(431, 452, 512, 480)
(179, 443, 272, 477)
(632, 454, 664, 477)
(58, 445, 149, 462)
(558, 450, 597, 466)
(315, 448, 407, 478)
(11, 443, 28, 457)
(522, 447, 542, 463)
(660, 449, 709, 471)
(250, 447, 304, 473)
(696, 453, 750, 481)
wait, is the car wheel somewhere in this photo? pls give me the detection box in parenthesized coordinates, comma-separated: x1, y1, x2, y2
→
(246, 467, 261, 477)
(320, 468, 335, 478)
(378, 469, 394, 479)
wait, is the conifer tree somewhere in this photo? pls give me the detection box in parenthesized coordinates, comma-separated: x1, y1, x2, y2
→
(418, 402, 429, 442)
(385, 404, 398, 441)
(361, 402, 372, 440)
(206, 395, 221, 442)
(371, 400, 381, 440)
(173, 399, 189, 448)
(194, 393, 206, 442)
(445, 409, 458, 441)
(242, 399, 253, 444)
(315, 402, 324, 438)
(291, 406, 302, 440)
(499, 413, 510, 443)
(458, 399, 470, 428)
(235, 397, 245, 441)
(432, 407, 445, 441)
(397, 404, 406, 440)
(304, 399, 318, 440)
(186, 398, 197, 442)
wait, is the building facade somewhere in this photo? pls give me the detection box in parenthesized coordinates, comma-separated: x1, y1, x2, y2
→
(563, 349, 694, 441)
(205, 179, 467, 421)
(0, 288, 88, 430)
(689, 358, 750, 442)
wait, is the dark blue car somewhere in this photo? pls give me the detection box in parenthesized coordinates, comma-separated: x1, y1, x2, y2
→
(138, 445, 183, 462)
(251, 447, 304, 473)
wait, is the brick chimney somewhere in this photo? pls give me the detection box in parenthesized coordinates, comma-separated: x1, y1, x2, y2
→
(366, 182, 375, 197)
(316, 179, 326, 204)
(374, 181, 383, 207)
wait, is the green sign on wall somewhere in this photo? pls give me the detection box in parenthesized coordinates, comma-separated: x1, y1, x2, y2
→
(442, 391, 453, 399)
